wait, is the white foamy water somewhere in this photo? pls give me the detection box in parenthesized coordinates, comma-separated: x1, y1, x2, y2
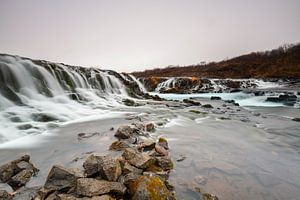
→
(0, 55, 142, 147)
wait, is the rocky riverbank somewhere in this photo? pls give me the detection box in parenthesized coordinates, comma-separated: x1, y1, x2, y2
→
(0, 121, 218, 200)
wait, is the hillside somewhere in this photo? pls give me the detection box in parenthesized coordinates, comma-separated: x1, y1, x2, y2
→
(132, 43, 300, 79)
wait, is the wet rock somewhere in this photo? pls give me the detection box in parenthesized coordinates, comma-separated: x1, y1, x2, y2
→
(109, 141, 130, 151)
(157, 137, 169, 150)
(118, 172, 142, 187)
(183, 99, 201, 106)
(156, 156, 174, 171)
(17, 124, 33, 130)
(0, 155, 33, 183)
(122, 148, 155, 169)
(76, 178, 126, 197)
(127, 175, 171, 200)
(145, 123, 155, 132)
(189, 110, 202, 114)
(0, 190, 12, 200)
(155, 144, 169, 156)
(83, 155, 121, 181)
(138, 139, 156, 151)
(266, 94, 297, 105)
(122, 98, 136, 106)
(7, 169, 34, 190)
(44, 165, 83, 192)
(176, 155, 187, 162)
(292, 118, 300, 122)
(230, 89, 242, 93)
(114, 125, 135, 139)
(31, 113, 57, 122)
(202, 104, 213, 109)
(210, 96, 221, 100)
(58, 194, 116, 200)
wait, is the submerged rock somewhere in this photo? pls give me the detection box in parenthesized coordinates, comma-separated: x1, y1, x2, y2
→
(145, 123, 155, 132)
(210, 96, 222, 100)
(122, 98, 137, 106)
(202, 104, 213, 109)
(183, 99, 201, 106)
(76, 178, 126, 197)
(122, 148, 155, 169)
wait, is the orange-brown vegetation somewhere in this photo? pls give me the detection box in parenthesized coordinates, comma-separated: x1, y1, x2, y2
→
(133, 43, 300, 78)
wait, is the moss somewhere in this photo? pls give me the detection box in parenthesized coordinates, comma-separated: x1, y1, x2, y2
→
(146, 176, 170, 200)
(158, 137, 167, 143)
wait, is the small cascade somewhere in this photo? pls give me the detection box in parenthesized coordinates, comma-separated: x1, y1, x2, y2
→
(0, 54, 133, 146)
(128, 74, 148, 93)
(155, 78, 176, 92)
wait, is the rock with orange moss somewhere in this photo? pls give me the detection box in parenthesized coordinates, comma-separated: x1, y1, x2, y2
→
(127, 174, 173, 200)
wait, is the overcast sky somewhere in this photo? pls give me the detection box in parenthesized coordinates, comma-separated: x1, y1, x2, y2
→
(0, 0, 299, 72)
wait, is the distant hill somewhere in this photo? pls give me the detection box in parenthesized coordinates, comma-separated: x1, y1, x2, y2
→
(132, 43, 300, 78)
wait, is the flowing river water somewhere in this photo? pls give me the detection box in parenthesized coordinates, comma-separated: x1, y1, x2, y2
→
(0, 54, 300, 200)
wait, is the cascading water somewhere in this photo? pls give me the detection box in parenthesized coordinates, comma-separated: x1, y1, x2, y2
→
(0, 54, 139, 147)
(128, 74, 148, 93)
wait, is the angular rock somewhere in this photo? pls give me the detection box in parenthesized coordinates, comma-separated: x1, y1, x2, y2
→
(44, 165, 83, 192)
(83, 155, 121, 181)
(122, 162, 143, 175)
(7, 169, 34, 190)
(0, 190, 12, 200)
(0, 155, 31, 183)
(76, 178, 126, 197)
(57, 194, 116, 200)
(12, 187, 40, 200)
(155, 144, 169, 156)
(118, 172, 141, 187)
(114, 125, 135, 139)
(138, 139, 156, 151)
(156, 156, 174, 171)
(203, 193, 219, 200)
(127, 175, 171, 200)
(122, 148, 155, 169)
(109, 141, 130, 151)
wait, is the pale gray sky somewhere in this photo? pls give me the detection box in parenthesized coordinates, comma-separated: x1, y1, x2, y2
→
(0, 0, 299, 72)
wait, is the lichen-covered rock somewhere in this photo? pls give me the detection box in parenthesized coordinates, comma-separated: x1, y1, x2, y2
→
(7, 169, 34, 190)
(203, 193, 219, 200)
(114, 125, 135, 139)
(76, 178, 126, 197)
(128, 175, 172, 200)
(44, 165, 83, 192)
(0, 190, 12, 200)
(83, 155, 121, 181)
(57, 194, 116, 200)
(122, 148, 155, 169)
(109, 141, 130, 151)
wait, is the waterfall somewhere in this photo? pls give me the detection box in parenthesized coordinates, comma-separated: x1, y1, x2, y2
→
(0, 54, 132, 146)
(128, 74, 148, 93)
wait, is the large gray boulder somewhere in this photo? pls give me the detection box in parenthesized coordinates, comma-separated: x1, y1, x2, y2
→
(122, 148, 155, 169)
(83, 155, 122, 181)
(44, 165, 83, 192)
(76, 178, 126, 197)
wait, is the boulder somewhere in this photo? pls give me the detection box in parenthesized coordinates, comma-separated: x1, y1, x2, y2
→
(114, 125, 135, 139)
(127, 175, 171, 200)
(203, 193, 219, 200)
(44, 165, 83, 192)
(122, 162, 143, 175)
(109, 141, 130, 151)
(138, 139, 156, 151)
(118, 172, 141, 187)
(156, 156, 174, 171)
(57, 194, 116, 200)
(83, 155, 121, 181)
(0, 155, 31, 183)
(210, 96, 221, 100)
(145, 123, 155, 132)
(202, 104, 213, 109)
(122, 148, 155, 169)
(12, 187, 40, 200)
(7, 169, 34, 190)
(76, 178, 126, 197)
(0, 190, 12, 200)
(183, 99, 201, 106)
